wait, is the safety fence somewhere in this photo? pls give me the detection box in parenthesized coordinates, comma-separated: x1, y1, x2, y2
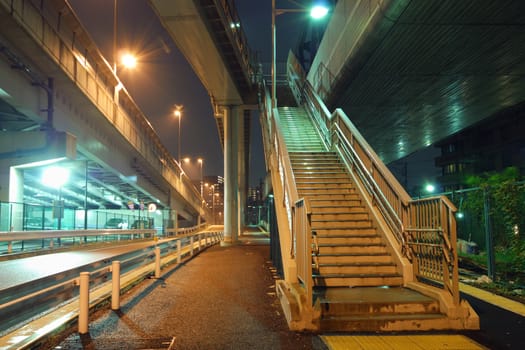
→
(0, 228, 223, 349)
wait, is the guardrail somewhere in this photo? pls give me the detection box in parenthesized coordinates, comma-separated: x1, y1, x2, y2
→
(0, 229, 223, 348)
(0, 229, 156, 255)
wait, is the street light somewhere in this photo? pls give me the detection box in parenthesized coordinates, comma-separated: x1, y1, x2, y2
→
(112, 0, 137, 102)
(42, 165, 70, 230)
(182, 157, 204, 197)
(197, 158, 203, 197)
(425, 184, 436, 193)
(174, 105, 183, 165)
(271, 1, 330, 108)
(121, 53, 137, 69)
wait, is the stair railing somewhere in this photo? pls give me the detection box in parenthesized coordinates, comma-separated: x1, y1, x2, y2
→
(286, 51, 460, 306)
(259, 80, 313, 302)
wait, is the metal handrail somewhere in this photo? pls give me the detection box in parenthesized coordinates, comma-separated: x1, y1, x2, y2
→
(0, 228, 222, 338)
(259, 79, 313, 289)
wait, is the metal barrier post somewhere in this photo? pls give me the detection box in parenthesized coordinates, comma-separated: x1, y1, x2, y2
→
(111, 261, 121, 310)
(155, 247, 161, 278)
(177, 239, 182, 264)
(78, 272, 90, 334)
(190, 236, 194, 256)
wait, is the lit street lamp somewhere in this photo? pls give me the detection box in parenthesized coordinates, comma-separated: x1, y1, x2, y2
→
(182, 157, 204, 197)
(174, 105, 183, 165)
(112, 0, 137, 101)
(271, 1, 329, 108)
(198, 158, 203, 197)
(42, 165, 70, 230)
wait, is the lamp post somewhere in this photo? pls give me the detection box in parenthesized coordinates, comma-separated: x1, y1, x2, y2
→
(42, 166, 70, 231)
(198, 158, 203, 197)
(211, 185, 215, 225)
(113, 0, 118, 74)
(112, 0, 137, 102)
(174, 105, 183, 165)
(271, 1, 329, 109)
(182, 157, 204, 197)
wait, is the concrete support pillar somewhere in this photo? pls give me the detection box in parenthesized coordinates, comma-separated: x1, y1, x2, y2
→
(223, 105, 240, 245)
(9, 167, 24, 231)
(173, 209, 179, 234)
(0, 162, 10, 203)
(238, 110, 248, 235)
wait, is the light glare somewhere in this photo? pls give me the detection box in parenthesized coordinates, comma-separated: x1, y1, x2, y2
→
(42, 166, 70, 189)
(121, 53, 137, 69)
(310, 5, 329, 19)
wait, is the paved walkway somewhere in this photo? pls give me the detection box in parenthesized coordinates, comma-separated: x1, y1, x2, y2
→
(49, 234, 325, 349)
(42, 231, 523, 350)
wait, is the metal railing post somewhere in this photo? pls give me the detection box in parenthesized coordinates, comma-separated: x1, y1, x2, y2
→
(198, 234, 201, 251)
(177, 239, 182, 264)
(190, 236, 194, 256)
(111, 261, 120, 310)
(78, 272, 90, 334)
(155, 247, 161, 278)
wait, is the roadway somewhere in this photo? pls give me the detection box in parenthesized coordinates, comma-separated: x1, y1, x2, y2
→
(0, 240, 157, 290)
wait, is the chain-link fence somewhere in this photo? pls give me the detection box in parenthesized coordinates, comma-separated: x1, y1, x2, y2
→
(443, 177, 525, 282)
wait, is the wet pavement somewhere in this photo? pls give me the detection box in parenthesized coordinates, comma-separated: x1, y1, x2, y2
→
(48, 239, 326, 349)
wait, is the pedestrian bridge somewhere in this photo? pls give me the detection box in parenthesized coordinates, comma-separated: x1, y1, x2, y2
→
(2, 0, 524, 336)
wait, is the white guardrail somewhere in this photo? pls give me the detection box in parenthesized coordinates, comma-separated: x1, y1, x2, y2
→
(0, 227, 223, 349)
(0, 229, 156, 254)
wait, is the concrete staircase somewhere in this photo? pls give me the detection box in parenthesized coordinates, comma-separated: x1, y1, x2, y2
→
(279, 106, 449, 331)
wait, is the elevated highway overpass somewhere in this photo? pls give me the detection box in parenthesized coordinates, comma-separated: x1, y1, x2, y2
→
(0, 0, 207, 231)
(308, 0, 525, 163)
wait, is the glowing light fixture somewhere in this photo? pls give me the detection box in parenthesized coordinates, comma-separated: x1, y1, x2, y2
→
(310, 4, 329, 19)
(121, 53, 137, 69)
(42, 166, 70, 189)
(425, 184, 435, 193)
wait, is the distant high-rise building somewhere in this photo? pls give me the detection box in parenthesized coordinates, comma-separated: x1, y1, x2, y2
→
(203, 176, 224, 224)
(435, 103, 525, 192)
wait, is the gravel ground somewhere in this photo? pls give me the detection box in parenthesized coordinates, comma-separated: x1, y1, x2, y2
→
(47, 242, 327, 350)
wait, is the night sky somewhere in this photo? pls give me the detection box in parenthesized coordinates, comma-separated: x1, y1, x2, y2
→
(67, 0, 306, 187)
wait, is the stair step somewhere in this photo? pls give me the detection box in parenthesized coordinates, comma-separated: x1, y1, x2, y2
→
(305, 194, 360, 200)
(313, 227, 377, 235)
(320, 313, 447, 332)
(310, 200, 363, 207)
(299, 189, 357, 196)
(311, 220, 373, 229)
(316, 263, 398, 275)
(310, 206, 365, 213)
(297, 184, 355, 191)
(312, 213, 369, 221)
(316, 254, 394, 264)
(313, 274, 403, 287)
(316, 236, 382, 245)
(318, 245, 388, 255)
